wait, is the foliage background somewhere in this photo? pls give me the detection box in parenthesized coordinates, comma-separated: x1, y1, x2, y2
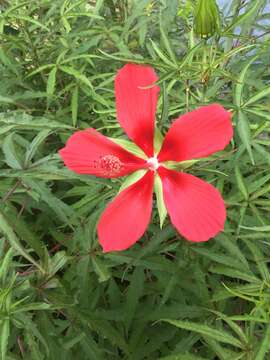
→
(1, 0, 270, 359)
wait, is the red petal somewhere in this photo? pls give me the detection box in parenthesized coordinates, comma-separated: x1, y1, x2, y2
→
(158, 104, 233, 162)
(59, 128, 146, 178)
(115, 64, 160, 157)
(158, 167, 226, 242)
(98, 171, 154, 252)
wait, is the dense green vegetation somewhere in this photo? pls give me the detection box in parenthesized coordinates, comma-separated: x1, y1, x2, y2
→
(1, 0, 270, 359)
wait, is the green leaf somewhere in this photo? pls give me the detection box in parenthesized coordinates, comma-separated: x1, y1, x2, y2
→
(21, 179, 74, 224)
(243, 239, 270, 283)
(91, 256, 111, 282)
(15, 15, 49, 31)
(255, 325, 270, 360)
(224, 1, 261, 33)
(24, 129, 51, 166)
(162, 320, 244, 348)
(234, 165, 248, 200)
(0, 248, 13, 283)
(71, 86, 79, 126)
(11, 303, 51, 314)
(2, 133, 23, 169)
(234, 55, 259, 108)
(150, 39, 178, 68)
(237, 111, 254, 164)
(244, 86, 270, 107)
(60, 66, 93, 89)
(159, 23, 177, 65)
(125, 266, 145, 331)
(49, 251, 69, 277)
(0, 111, 72, 130)
(46, 66, 57, 97)
(0, 319, 10, 360)
(159, 354, 208, 360)
(241, 225, 270, 232)
(0, 209, 45, 273)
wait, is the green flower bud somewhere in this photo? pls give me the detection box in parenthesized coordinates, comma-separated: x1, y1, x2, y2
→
(194, 0, 220, 39)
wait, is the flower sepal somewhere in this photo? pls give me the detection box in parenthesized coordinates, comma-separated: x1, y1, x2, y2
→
(154, 174, 167, 228)
(164, 159, 199, 171)
(118, 169, 147, 193)
(109, 137, 147, 159)
(154, 127, 164, 154)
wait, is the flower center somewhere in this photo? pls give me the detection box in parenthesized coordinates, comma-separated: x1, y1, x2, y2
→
(147, 156, 160, 171)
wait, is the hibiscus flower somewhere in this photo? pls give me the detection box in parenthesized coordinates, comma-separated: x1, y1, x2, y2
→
(59, 64, 233, 252)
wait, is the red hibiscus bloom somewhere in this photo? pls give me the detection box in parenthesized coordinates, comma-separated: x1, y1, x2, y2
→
(59, 64, 233, 252)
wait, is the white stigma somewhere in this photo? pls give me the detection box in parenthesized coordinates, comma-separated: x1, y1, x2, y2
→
(147, 156, 160, 171)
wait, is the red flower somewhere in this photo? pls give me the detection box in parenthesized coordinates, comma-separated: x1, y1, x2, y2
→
(59, 64, 233, 252)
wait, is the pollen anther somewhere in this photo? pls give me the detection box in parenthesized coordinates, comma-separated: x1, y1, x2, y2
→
(92, 155, 123, 176)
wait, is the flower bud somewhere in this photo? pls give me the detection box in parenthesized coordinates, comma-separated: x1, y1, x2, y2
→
(194, 0, 220, 39)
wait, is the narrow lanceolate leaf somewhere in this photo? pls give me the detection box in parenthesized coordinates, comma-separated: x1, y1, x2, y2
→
(241, 225, 270, 232)
(15, 15, 50, 31)
(125, 266, 145, 331)
(91, 256, 111, 282)
(46, 66, 57, 97)
(243, 86, 270, 107)
(24, 129, 51, 166)
(159, 25, 177, 65)
(162, 320, 244, 348)
(159, 353, 207, 360)
(237, 111, 254, 164)
(150, 39, 178, 68)
(60, 66, 93, 89)
(234, 55, 259, 108)
(255, 325, 270, 360)
(0, 319, 10, 360)
(243, 239, 270, 283)
(154, 174, 167, 228)
(224, 1, 261, 33)
(2, 133, 23, 169)
(234, 165, 248, 200)
(0, 248, 13, 283)
(71, 85, 79, 126)
(11, 303, 51, 314)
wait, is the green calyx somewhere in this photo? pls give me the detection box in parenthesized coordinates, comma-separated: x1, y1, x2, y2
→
(194, 0, 220, 39)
